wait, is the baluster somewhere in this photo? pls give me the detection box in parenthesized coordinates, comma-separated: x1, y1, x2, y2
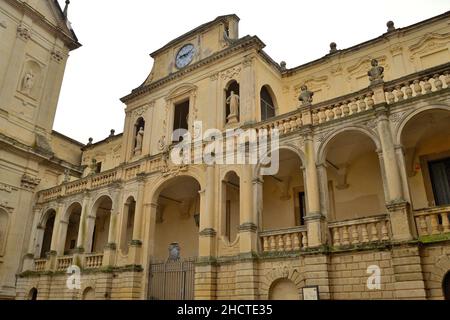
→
(296, 115, 303, 128)
(350, 99, 358, 114)
(342, 226, 350, 245)
(423, 77, 432, 93)
(290, 118, 297, 131)
(413, 80, 422, 95)
(342, 101, 350, 116)
(370, 223, 379, 242)
(285, 234, 293, 251)
(293, 233, 301, 250)
(361, 224, 370, 243)
(277, 121, 285, 133)
(419, 216, 428, 236)
(433, 74, 443, 90)
(333, 228, 341, 247)
(441, 213, 450, 233)
(381, 221, 389, 241)
(283, 119, 291, 133)
(366, 93, 375, 109)
(444, 72, 450, 88)
(386, 90, 395, 104)
(263, 237, 269, 252)
(404, 82, 413, 99)
(395, 85, 405, 101)
(334, 103, 343, 118)
(301, 231, 308, 248)
(327, 107, 335, 121)
(359, 96, 367, 111)
(277, 235, 284, 252)
(312, 110, 319, 125)
(319, 108, 327, 123)
(269, 236, 276, 252)
(351, 226, 359, 245)
(430, 214, 440, 235)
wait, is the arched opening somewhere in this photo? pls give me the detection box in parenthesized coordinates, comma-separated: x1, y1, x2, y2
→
(262, 149, 305, 230)
(40, 210, 56, 258)
(268, 279, 300, 300)
(90, 196, 113, 253)
(400, 109, 450, 209)
(0, 209, 8, 254)
(443, 271, 450, 300)
(154, 176, 201, 261)
(221, 171, 240, 243)
(63, 203, 82, 255)
(225, 80, 240, 124)
(82, 287, 96, 300)
(260, 85, 276, 121)
(324, 131, 385, 221)
(121, 197, 136, 254)
(28, 288, 38, 300)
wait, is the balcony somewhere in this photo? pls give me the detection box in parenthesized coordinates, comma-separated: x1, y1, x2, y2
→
(414, 206, 450, 240)
(33, 253, 104, 272)
(260, 226, 308, 254)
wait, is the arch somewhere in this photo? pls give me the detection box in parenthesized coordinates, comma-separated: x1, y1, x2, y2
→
(62, 202, 82, 255)
(0, 208, 9, 255)
(395, 104, 450, 146)
(443, 271, 450, 300)
(90, 194, 114, 215)
(40, 209, 56, 258)
(260, 85, 277, 121)
(260, 265, 305, 300)
(317, 126, 381, 165)
(221, 171, 240, 243)
(255, 144, 306, 178)
(88, 195, 113, 253)
(28, 287, 38, 300)
(269, 278, 300, 300)
(428, 255, 450, 299)
(120, 196, 136, 254)
(82, 287, 96, 300)
(38, 207, 57, 228)
(166, 83, 198, 101)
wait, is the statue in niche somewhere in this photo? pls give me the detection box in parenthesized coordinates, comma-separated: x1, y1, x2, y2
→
(134, 127, 144, 155)
(298, 85, 314, 107)
(168, 242, 180, 261)
(368, 59, 384, 85)
(21, 70, 35, 94)
(226, 90, 240, 124)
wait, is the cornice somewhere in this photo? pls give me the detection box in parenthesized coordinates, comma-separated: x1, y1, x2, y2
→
(120, 36, 265, 104)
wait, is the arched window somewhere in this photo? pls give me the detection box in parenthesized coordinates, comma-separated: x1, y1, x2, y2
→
(82, 287, 96, 300)
(40, 210, 56, 258)
(260, 86, 276, 121)
(28, 288, 38, 300)
(225, 80, 240, 124)
(0, 209, 8, 254)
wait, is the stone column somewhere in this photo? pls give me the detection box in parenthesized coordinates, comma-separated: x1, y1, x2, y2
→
(375, 106, 414, 242)
(128, 175, 146, 266)
(76, 192, 92, 252)
(140, 202, 158, 299)
(104, 187, 122, 267)
(239, 165, 257, 254)
(303, 130, 326, 248)
(22, 206, 42, 271)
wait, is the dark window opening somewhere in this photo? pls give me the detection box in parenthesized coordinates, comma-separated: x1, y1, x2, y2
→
(298, 192, 306, 226)
(96, 162, 102, 174)
(225, 81, 240, 122)
(70, 240, 76, 250)
(226, 200, 231, 240)
(40, 213, 55, 258)
(260, 86, 276, 121)
(173, 100, 190, 142)
(429, 157, 450, 206)
(29, 288, 38, 301)
(443, 272, 450, 300)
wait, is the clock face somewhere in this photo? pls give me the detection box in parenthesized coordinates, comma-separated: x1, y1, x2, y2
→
(176, 44, 195, 69)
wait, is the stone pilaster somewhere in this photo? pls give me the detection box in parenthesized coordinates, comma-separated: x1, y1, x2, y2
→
(239, 165, 258, 254)
(304, 254, 331, 300)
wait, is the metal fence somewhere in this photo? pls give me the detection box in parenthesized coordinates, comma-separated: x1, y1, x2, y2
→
(148, 258, 196, 300)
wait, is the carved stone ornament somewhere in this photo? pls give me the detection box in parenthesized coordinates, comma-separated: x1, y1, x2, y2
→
(221, 67, 241, 81)
(368, 59, 385, 85)
(17, 24, 30, 40)
(51, 50, 64, 63)
(168, 242, 181, 261)
(298, 85, 314, 107)
(21, 174, 41, 190)
(0, 183, 13, 193)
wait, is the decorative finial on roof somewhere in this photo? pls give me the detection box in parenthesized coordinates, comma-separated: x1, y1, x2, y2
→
(387, 21, 396, 33)
(330, 42, 338, 54)
(280, 61, 287, 71)
(63, 0, 70, 20)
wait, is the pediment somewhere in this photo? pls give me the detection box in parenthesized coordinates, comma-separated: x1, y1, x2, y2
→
(166, 83, 198, 101)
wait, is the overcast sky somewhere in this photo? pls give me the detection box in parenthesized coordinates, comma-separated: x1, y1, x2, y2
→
(53, 0, 450, 144)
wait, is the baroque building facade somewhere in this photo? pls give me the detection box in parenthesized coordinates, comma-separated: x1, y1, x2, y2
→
(1, 1, 450, 300)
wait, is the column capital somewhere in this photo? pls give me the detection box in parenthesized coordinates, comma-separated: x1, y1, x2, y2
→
(238, 223, 258, 233)
(199, 228, 217, 237)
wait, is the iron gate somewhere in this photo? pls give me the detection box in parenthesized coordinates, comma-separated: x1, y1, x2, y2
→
(148, 258, 196, 300)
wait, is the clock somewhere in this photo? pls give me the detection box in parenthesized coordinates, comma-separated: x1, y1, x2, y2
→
(175, 44, 195, 69)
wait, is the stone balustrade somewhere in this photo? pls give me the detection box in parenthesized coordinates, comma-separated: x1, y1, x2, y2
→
(414, 206, 450, 237)
(254, 111, 303, 136)
(84, 253, 104, 269)
(329, 215, 390, 247)
(384, 64, 450, 105)
(312, 89, 375, 125)
(34, 259, 47, 272)
(260, 226, 308, 253)
(56, 256, 73, 271)
(91, 171, 118, 188)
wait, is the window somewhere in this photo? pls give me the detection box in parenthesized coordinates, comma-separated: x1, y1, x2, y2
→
(297, 192, 306, 226)
(173, 100, 190, 142)
(429, 157, 450, 206)
(260, 86, 276, 121)
(96, 162, 102, 174)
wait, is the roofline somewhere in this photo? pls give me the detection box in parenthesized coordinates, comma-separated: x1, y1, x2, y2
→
(52, 0, 81, 47)
(121, 35, 265, 104)
(81, 133, 124, 151)
(150, 14, 240, 58)
(284, 10, 450, 76)
(52, 130, 85, 147)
